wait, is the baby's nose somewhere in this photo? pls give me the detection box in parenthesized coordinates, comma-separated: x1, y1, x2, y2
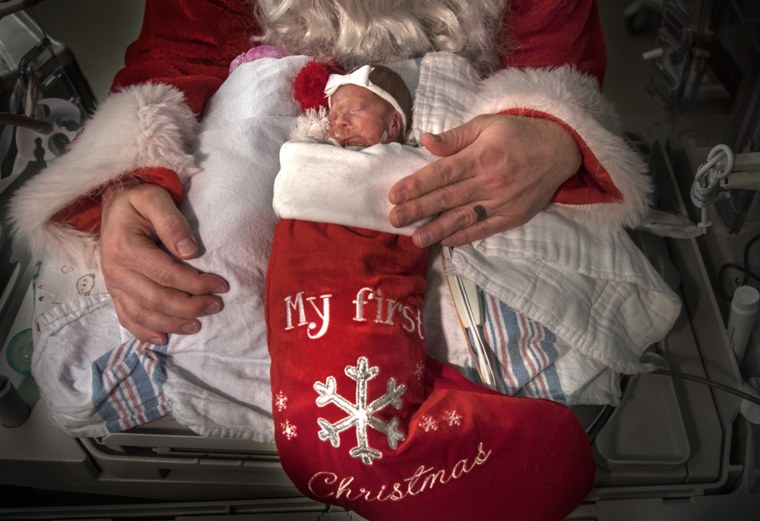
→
(330, 116, 351, 136)
(332, 111, 350, 126)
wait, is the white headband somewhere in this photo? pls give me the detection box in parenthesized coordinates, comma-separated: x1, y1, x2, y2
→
(324, 65, 407, 130)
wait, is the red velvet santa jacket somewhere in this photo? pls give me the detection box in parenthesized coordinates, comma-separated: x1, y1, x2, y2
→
(9, 0, 650, 268)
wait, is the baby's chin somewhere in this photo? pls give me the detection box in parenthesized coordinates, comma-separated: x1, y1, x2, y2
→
(344, 137, 374, 147)
(329, 126, 389, 148)
(329, 135, 376, 148)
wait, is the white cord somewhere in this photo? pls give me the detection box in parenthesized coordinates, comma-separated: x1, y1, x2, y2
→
(690, 144, 735, 232)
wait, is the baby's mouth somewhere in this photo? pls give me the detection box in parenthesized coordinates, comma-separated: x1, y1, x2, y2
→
(342, 136, 369, 147)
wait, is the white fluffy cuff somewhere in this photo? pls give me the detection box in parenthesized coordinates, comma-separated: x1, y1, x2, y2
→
(9, 83, 200, 267)
(470, 65, 651, 230)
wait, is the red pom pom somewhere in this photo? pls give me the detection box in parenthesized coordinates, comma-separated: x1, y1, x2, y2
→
(293, 60, 343, 111)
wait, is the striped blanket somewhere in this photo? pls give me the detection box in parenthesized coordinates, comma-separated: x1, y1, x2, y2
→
(82, 294, 572, 436)
(91, 340, 170, 432)
(478, 295, 567, 401)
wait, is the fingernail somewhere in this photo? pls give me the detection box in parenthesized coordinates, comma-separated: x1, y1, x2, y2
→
(182, 322, 200, 334)
(176, 237, 198, 257)
(393, 208, 407, 226)
(149, 336, 165, 346)
(428, 133, 443, 143)
(215, 283, 229, 293)
(205, 300, 222, 314)
(416, 231, 433, 248)
(391, 189, 407, 205)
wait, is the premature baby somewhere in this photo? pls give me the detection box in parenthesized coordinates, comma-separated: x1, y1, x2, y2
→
(324, 65, 412, 147)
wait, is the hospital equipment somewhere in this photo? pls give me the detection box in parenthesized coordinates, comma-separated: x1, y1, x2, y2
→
(728, 285, 760, 361)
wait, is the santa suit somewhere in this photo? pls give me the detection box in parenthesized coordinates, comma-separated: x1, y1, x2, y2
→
(8, 1, 655, 519)
(9, 0, 650, 261)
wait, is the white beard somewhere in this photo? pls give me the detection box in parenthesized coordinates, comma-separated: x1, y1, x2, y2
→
(254, 0, 509, 73)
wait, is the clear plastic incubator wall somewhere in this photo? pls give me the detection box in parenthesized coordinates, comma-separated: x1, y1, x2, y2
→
(1, 0, 760, 519)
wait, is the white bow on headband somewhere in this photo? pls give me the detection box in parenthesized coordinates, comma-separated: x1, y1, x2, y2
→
(324, 65, 407, 129)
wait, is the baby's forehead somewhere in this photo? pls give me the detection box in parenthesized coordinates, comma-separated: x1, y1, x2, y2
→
(330, 84, 387, 105)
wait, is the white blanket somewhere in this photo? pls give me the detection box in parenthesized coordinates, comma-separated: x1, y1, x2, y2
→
(32, 56, 313, 440)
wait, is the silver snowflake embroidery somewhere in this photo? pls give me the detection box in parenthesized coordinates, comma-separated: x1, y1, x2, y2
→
(419, 414, 438, 432)
(314, 356, 406, 465)
(281, 420, 298, 440)
(443, 409, 463, 427)
(275, 391, 288, 412)
(414, 362, 425, 380)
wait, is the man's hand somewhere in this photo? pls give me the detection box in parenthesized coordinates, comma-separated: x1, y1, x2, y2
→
(389, 114, 582, 247)
(100, 183, 229, 344)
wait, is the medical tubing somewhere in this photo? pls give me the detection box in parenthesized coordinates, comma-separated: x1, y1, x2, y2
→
(717, 232, 760, 300)
(651, 368, 760, 405)
(742, 233, 760, 285)
(0, 113, 53, 133)
(718, 263, 760, 300)
(690, 144, 735, 208)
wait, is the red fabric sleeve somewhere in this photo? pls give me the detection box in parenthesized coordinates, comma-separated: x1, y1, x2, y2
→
(112, 0, 260, 114)
(501, 0, 613, 205)
(56, 1, 259, 233)
(499, 108, 623, 206)
(502, 0, 606, 84)
(53, 167, 184, 234)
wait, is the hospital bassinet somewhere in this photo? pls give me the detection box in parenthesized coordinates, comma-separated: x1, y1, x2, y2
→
(1, 1, 760, 519)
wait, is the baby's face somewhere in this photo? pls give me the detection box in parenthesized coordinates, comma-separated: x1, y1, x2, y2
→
(328, 85, 402, 147)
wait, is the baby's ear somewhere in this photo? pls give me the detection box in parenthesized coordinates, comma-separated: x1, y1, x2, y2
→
(389, 111, 404, 141)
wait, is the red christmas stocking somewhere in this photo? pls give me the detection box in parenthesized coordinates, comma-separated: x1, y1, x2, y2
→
(266, 219, 595, 521)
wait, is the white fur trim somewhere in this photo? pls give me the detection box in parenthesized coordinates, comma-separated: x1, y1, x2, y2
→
(470, 65, 651, 230)
(290, 107, 331, 142)
(9, 83, 199, 267)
